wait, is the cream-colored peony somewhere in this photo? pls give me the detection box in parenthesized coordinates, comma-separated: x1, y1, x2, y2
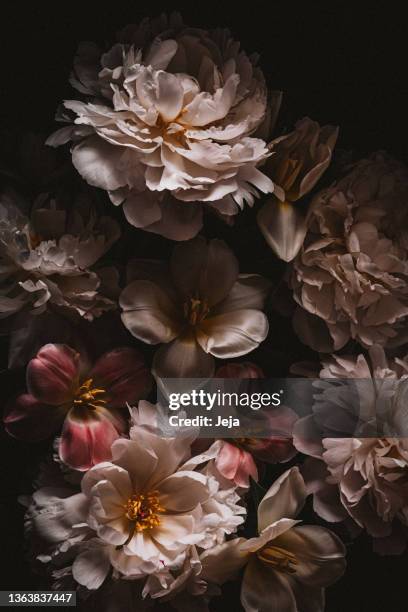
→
(258, 117, 338, 262)
(120, 236, 270, 378)
(294, 346, 408, 554)
(0, 190, 119, 321)
(289, 153, 408, 351)
(24, 404, 246, 592)
(47, 14, 276, 240)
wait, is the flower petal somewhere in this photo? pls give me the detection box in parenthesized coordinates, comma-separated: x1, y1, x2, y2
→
(26, 344, 80, 405)
(120, 280, 181, 344)
(215, 442, 258, 487)
(89, 347, 152, 408)
(110, 438, 159, 493)
(275, 525, 346, 587)
(257, 199, 308, 262)
(152, 336, 215, 379)
(258, 467, 307, 532)
(4, 394, 61, 441)
(72, 135, 130, 191)
(170, 237, 239, 306)
(59, 411, 122, 471)
(197, 310, 268, 358)
(72, 541, 111, 590)
(241, 557, 297, 612)
(158, 471, 209, 512)
(214, 274, 271, 313)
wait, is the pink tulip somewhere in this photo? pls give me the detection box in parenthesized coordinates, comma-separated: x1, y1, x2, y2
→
(4, 344, 152, 470)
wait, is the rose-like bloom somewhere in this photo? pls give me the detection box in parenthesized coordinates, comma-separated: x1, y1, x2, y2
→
(24, 416, 245, 594)
(257, 117, 338, 262)
(47, 13, 276, 240)
(175, 468, 346, 612)
(289, 153, 408, 351)
(294, 346, 408, 554)
(4, 343, 151, 470)
(0, 190, 119, 322)
(120, 236, 270, 378)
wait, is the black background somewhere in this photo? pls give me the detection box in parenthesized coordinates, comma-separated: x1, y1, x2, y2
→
(1, 1, 408, 611)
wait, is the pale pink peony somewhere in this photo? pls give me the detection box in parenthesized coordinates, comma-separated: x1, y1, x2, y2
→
(4, 343, 152, 470)
(0, 190, 119, 322)
(289, 153, 408, 351)
(24, 412, 246, 595)
(120, 236, 270, 378)
(47, 14, 276, 240)
(294, 346, 408, 554)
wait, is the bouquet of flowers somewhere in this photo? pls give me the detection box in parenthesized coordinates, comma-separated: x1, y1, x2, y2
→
(2, 12, 408, 612)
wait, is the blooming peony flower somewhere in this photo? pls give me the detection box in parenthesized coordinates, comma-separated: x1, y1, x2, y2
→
(4, 343, 152, 470)
(47, 13, 276, 240)
(120, 236, 270, 378)
(258, 117, 338, 262)
(0, 189, 120, 322)
(294, 346, 408, 554)
(24, 412, 245, 595)
(289, 153, 408, 351)
(175, 468, 346, 612)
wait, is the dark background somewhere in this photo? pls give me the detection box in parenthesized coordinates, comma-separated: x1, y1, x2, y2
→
(1, 1, 408, 611)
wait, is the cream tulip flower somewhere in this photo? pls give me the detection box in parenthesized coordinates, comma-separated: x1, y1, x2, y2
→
(201, 468, 346, 612)
(120, 236, 270, 378)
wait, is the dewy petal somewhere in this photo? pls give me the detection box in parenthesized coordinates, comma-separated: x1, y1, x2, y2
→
(258, 467, 307, 532)
(3, 394, 61, 442)
(89, 347, 152, 408)
(26, 344, 80, 405)
(59, 411, 122, 471)
(241, 557, 297, 612)
(120, 280, 181, 344)
(257, 199, 308, 262)
(197, 310, 269, 358)
(170, 237, 239, 306)
(152, 335, 215, 379)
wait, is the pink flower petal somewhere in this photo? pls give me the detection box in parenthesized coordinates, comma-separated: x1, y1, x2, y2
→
(59, 411, 122, 471)
(27, 344, 80, 405)
(89, 347, 152, 408)
(216, 441, 258, 487)
(3, 394, 62, 441)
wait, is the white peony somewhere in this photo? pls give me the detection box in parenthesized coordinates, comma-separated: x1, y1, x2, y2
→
(47, 13, 276, 240)
(24, 403, 245, 596)
(0, 190, 119, 322)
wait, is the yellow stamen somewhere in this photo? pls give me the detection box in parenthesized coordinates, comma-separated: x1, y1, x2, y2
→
(257, 545, 298, 574)
(73, 378, 107, 410)
(123, 491, 165, 532)
(183, 296, 209, 326)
